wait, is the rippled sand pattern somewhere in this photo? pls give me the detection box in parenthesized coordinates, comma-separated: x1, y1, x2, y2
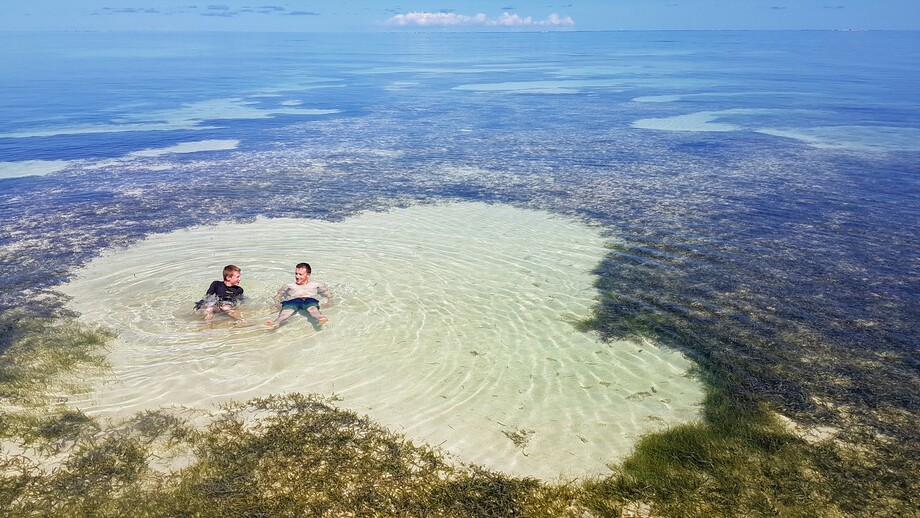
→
(60, 202, 703, 479)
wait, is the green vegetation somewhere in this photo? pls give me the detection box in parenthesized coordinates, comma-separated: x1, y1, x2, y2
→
(587, 380, 846, 516)
(0, 310, 110, 404)
(1, 311, 917, 516)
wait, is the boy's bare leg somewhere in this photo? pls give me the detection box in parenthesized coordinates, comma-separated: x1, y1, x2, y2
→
(265, 308, 295, 327)
(222, 305, 244, 321)
(307, 307, 328, 325)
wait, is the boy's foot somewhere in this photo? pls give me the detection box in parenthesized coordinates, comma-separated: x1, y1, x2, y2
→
(264, 320, 276, 327)
(317, 315, 329, 325)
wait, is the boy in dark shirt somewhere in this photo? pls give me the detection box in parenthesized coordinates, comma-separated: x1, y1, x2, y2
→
(195, 265, 244, 321)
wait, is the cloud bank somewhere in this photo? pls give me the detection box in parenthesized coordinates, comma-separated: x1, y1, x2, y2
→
(386, 12, 574, 28)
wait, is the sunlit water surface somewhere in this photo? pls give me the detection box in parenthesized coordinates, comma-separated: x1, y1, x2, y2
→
(59, 203, 703, 479)
(2, 30, 918, 482)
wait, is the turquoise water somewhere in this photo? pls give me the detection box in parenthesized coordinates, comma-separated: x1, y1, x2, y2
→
(1, 30, 918, 457)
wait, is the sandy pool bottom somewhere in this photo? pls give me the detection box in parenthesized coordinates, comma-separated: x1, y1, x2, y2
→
(59, 202, 703, 480)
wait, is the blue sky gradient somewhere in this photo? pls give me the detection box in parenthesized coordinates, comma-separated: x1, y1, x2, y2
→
(3, 1, 919, 31)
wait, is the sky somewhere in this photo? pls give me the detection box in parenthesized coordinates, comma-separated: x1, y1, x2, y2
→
(2, 1, 918, 32)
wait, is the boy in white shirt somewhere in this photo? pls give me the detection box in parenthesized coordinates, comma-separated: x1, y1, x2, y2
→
(264, 262, 333, 327)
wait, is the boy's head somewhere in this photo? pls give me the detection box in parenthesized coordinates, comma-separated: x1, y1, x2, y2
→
(294, 262, 312, 285)
(223, 265, 241, 285)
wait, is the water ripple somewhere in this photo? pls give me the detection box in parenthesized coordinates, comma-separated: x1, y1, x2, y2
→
(59, 202, 704, 479)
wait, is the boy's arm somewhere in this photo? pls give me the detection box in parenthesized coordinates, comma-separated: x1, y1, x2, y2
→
(196, 281, 218, 310)
(273, 285, 286, 305)
(321, 284, 333, 304)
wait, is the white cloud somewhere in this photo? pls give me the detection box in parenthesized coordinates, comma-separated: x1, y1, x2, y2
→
(385, 11, 574, 27)
(387, 12, 488, 26)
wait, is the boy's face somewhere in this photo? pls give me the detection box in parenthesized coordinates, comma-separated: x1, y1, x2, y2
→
(294, 267, 310, 285)
(225, 271, 241, 286)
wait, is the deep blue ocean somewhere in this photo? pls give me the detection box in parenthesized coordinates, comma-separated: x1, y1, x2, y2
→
(1, 30, 918, 441)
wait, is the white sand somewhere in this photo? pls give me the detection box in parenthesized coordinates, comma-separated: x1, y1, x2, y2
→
(1, 97, 339, 138)
(634, 108, 920, 152)
(127, 139, 240, 158)
(758, 125, 920, 152)
(59, 202, 703, 479)
(453, 79, 626, 93)
(0, 160, 70, 179)
(633, 110, 741, 132)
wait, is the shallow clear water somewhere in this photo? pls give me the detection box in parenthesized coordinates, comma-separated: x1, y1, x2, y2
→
(58, 203, 703, 478)
(1, 30, 918, 475)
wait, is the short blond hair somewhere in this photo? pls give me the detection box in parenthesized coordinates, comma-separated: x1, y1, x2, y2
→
(223, 264, 241, 280)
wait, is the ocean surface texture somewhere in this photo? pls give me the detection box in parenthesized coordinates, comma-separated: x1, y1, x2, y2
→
(1, 30, 918, 476)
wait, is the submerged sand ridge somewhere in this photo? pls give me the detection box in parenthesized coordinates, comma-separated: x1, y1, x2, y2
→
(59, 202, 703, 479)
